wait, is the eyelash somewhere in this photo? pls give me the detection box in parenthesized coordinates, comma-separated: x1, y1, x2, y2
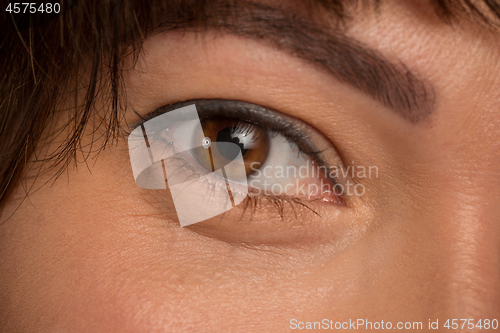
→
(133, 99, 343, 221)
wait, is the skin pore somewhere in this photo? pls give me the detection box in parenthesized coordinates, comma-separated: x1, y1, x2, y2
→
(1, 0, 499, 331)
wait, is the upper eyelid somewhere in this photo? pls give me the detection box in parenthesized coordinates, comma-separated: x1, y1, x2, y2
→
(130, 99, 325, 160)
(131, 99, 348, 190)
(129, 100, 200, 130)
(130, 98, 344, 170)
(131, 99, 316, 146)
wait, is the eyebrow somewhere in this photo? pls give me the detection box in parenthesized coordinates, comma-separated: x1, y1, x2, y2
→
(154, 1, 436, 123)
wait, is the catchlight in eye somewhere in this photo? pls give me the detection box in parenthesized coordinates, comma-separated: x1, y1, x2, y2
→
(193, 118, 270, 177)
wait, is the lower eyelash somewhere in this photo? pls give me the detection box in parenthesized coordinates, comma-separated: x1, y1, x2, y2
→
(162, 146, 322, 223)
(245, 194, 320, 221)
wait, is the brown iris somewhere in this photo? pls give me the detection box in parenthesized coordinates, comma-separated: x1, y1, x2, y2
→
(194, 117, 269, 176)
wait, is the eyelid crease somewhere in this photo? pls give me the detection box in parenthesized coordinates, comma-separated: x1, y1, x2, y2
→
(130, 99, 347, 179)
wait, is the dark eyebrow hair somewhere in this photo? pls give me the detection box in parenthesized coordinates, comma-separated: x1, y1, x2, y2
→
(154, 1, 435, 123)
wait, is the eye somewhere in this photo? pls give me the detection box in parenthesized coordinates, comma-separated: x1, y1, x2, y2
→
(128, 99, 347, 226)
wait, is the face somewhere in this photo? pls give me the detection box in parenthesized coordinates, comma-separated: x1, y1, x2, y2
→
(1, 1, 499, 331)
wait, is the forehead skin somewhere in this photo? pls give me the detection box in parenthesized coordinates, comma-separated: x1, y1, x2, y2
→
(1, 1, 500, 332)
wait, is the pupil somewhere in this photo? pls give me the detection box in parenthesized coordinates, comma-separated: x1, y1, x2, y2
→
(216, 127, 248, 160)
(198, 117, 269, 177)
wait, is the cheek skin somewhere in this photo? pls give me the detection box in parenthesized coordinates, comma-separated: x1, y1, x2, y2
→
(0, 155, 359, 332)
(2, 8, 500, 333)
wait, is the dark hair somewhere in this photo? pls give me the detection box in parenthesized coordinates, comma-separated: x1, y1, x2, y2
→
(1, 0, 499, 214)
